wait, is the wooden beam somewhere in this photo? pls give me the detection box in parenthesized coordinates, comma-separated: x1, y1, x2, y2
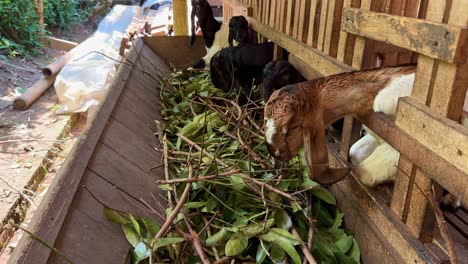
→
(395, 97, 468, 179)
(341, 7, 468, 64)
(358, 112, 468, 206)
(173, 0, 189, 35)
(247, 17, 355, 76)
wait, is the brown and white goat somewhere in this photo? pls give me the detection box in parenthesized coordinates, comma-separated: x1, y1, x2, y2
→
(264, 65, 416, 185)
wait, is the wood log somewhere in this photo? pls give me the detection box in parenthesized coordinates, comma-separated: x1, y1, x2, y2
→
(42, 53, 72, 77)
(13, 76, 57, 110)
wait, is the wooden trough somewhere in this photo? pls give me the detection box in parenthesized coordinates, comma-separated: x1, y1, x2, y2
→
(7, 0, 468, 263)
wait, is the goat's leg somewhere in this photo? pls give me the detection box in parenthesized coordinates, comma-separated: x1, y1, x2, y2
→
(304, 128, 350, 186)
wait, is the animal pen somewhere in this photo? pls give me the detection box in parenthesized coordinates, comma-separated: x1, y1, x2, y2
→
(6, 0, 468, 263)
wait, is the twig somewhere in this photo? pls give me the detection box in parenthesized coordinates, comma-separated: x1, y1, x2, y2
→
(237, 174, 296, 202)
(0, 178, 37, 209)
(177, 133, 230, 168)
(213, 256, 234, 264)
(291, 185, 320, 196)
(427, 186, 458, 264)
(155, 168, 192, 238)
(163, 135, 174, 208)
(14, 223, 74, 264)
(0, 60, 37, 73)
(156, 169, 242, 184)
(291, 226, 317, 264)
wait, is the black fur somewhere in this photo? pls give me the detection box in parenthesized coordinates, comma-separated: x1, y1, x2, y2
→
(228, 16, 250, 47)
(190, 0, 221, 48)
(210, 42, 275, 100)
(262, 60, 305, 101)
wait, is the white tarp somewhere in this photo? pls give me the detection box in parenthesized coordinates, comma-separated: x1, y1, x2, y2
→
(54, 5, 140, 114)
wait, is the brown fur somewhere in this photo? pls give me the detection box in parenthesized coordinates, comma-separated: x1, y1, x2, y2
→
(264, 65, 416, 185)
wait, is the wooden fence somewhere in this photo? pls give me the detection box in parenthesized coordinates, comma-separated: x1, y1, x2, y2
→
(223, 0, 468, 262)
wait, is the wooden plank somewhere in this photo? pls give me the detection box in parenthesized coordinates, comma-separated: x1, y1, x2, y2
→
(339, 116, 361, 160)
(328, 146, 442, 264)
(285, 0, 295, 35)
(292, 0, 302, 38)
(390, 155, 413, 218)
(395, 97, 468, 180)
(269, 0, 277, 27)
(48, 170, 158, 263)
(88, 143, 163, 205)
(40, 36, 78, 52)
(297, 0, 307, 41)
(247, 17, 355, 75)
(8, 38, 146, 264)
(317, 0, 329, 50)
(278, 0, 287, 32)
(306, 0, 319, 45)
(358, 112, 468, 206)
(341, 7, 468, 63)
(288, 54, 323, 80)
(326, 0, 344, 57)
(323, 0, 336, 53)
(351, 0, 371, 69)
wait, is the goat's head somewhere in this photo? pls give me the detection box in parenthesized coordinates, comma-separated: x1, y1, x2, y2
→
(263, 60, 305, 101)
(191, 0, 208, 12)
(264, 85, 306, 161)
(228, 16, 249, 47)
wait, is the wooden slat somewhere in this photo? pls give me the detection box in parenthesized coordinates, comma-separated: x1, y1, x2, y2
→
(285, 0, 295, 35)
(323, 0, 336, 53)
(390, 0, 446, 237)
(339, 116, 361, 160)
(292, 0, 302, 38)
(278, 0, 287, 32)
(306, 0, 319, 46)
(341, 7, 468, 63)
(297, 0, 308, 42)
(351, 0, 372, 68)
(317, 0, 329, 50)
(269, 0, 277, 27)
(8, 38, 146, 264)
(248, 17, 355, 76)
(396, 97, 468, 180)
(288, 54, 323, 79)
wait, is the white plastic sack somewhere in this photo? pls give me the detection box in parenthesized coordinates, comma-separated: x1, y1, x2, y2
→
(54, 5, 140, 114)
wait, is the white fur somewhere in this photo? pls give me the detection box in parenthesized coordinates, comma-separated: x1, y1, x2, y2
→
(355, 143, 400, 186)
(349, 133, 378, 165)
(202, 23, 229, 68)
(350, 73, 415, 186)
(265, 118, 277, 144)
(373, 73, 415, 116)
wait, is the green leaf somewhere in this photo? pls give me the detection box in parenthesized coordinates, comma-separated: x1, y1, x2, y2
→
(153, 237, 186, 249)
(122, 223, 141, 247)
(205, 227, 230, 247)
(229, 174, 245, 190)
(348, 239, 361, 263)
(184, 201, 207, 208)
(274, 209, 292, 230)
(103, 207, 130, 224)
(259, 228, 298, 246)
(272, 237, 301, 264)
(225, 231, 248, 256)
(300, 177, 319, 189)
(335, 236, 353, 254)
(269, 242, 285, 261)
(157, 184, 173, 191)
(312, 187, 336, 205)
(243, 218, 274, 237)
(133, 242, 150, 263)
(140, 217, 160, 238)
(129, 215, 141, 237)
(256, 242, 270, 264)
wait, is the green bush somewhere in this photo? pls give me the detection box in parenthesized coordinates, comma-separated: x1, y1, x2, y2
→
(44, 0, 79, 28)
(0, 0, 43, 56)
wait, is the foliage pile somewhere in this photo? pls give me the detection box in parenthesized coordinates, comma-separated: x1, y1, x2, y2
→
(0, 0, 93, 57)
(105, 70, 361, 263)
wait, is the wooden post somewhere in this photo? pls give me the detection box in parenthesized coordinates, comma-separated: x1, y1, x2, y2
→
(37, 0, 44, 30)
(173, 0, 189, 36)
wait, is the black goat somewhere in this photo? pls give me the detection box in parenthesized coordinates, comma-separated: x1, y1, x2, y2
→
(262, 60, 305, 101)
(210, 42, 274, 100)
(190, 0, 221, 48)
(228, 16, 250, 47)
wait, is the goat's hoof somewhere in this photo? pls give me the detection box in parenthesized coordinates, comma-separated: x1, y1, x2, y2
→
(313, 167, 350, 186)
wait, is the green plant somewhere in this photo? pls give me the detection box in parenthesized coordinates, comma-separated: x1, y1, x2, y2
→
(0, 0, 43, 56)
(43, 0, 79, 28)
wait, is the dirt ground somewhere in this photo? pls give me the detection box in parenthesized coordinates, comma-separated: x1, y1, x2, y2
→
(0, 19, 100, 263)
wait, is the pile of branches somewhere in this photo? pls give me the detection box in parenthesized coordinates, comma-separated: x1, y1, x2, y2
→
(105, 70, 361, 264)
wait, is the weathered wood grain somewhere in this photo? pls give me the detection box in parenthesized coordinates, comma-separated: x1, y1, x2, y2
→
(395, 97, 468, 180)
(341, 7, 468, 63)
